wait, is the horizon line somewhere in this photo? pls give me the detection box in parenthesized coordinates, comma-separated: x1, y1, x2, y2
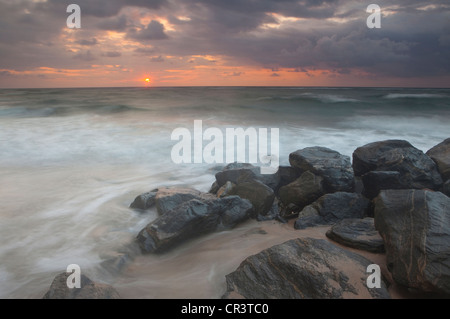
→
(1, 85, 450, 90)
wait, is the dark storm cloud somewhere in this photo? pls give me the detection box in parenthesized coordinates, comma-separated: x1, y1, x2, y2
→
(134, 47, 158, 55)
(46, 0, 167, 17)
(97, 14, 129, 31)
(127, 20, 169, 40)
(150, 55, 165, 62)
(0, 0, 449, 82)
(160, 0, 450, 77)
(76, 38, 98, 46)
(73, 50, 96, 61)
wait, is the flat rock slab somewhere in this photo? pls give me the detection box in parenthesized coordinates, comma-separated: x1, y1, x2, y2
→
(43, 273, 120, 299)
(326, 218, 385, 253)
(223, 238, 390, 299)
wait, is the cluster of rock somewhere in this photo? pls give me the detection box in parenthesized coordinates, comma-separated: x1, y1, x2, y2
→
(223, 139, 450, 299)
(43, 138, 450, 298)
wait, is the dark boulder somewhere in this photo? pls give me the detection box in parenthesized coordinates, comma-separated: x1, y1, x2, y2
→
(361, 171, 402, 199)
(137, 196, 252, 253)
(256, 200, 280, 221)
(279, 171, 325, 213)
(353, 140, 443, 191)
(289, 147, 354, 193)
(295, 192, 370, 230)
(223, 238, 390, 299)
(43, 272, 120, 299)
(154, 187, 213, 215)
(276, 166, 301, 191)
(374, 189, 450, 295)
(129, 189, 158, 210)
(326, 218, 385, 253)
(427, 138, 450, 180)
(130, 187, 211, 215)
(215, 163, 279, 191)
(229, 179, 275, 218)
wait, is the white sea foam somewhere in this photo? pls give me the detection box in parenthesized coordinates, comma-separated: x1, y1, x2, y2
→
(384, 93, 445, 99)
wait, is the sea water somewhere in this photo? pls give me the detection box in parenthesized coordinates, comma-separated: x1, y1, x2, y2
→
(0, 87, 449, 298)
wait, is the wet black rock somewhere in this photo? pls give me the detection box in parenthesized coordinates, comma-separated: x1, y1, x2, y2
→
(295, 192, 370, 230)
(229, 179, 275, 218)
(353, 140, 443, 195)
(137, 195, 253, 253)
(289, 146, 355, 193)
(129, 189, 158, 210)
(278, 171, 325, 213)
(215, 163, 279, 191)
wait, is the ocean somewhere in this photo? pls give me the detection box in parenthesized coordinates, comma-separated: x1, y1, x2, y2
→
(0, 87, 449, 298)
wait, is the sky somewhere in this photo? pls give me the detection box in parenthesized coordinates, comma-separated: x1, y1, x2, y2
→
(0, 0, 449, 88)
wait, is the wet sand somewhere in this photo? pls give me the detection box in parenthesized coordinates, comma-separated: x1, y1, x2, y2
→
(113, 218, 414, 299)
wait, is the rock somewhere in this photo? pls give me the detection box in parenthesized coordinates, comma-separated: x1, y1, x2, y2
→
(295, 192, 370, 230)
(129, 189, 158, 210)
(229, 179, 275, 218)
(256, 200, 280, 221)
(443, 180, 450, 197)
(427, 138, 450, 180)
(223, 238, 390, 299)
(326, 218, 385, 253)
(354, 176, 364, 194)
(217, 181, 236, 198)
(209, 181, 220, 194)
(154, 187, 213, 215)
(289, 147, 354, 192)
(215, 163, 280, 191)
(279, 203, 302, 219)
(137, 196, 252, 253)
(276, 166, 301, 191)
(361, 171, 402, 199)
(278, 171, 325, 212)
(43, 272, 120, 299)
(374, 189, 450, 295)
(353, 140, 443, 190)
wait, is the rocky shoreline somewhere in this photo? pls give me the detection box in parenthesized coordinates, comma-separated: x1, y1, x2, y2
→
(43, 138, 450, 299)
